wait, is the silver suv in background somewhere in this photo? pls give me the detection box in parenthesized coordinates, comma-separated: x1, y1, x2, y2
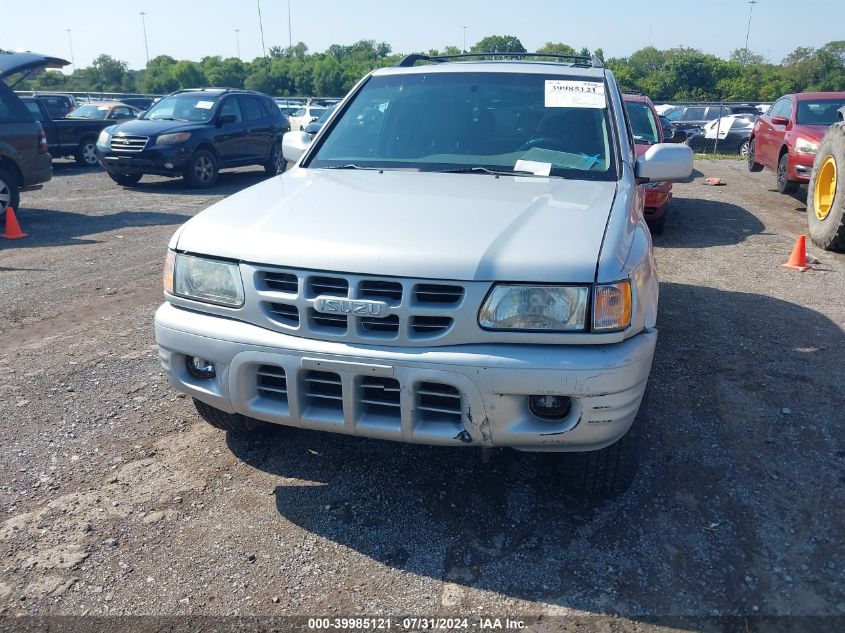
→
(155, 53, 692, 496)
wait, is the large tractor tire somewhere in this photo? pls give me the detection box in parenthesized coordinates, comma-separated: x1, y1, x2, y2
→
(807, 123, 845, 251)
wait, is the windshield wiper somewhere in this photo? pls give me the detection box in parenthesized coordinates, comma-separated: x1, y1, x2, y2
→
(323, 164, 389, 171)
(151, 117, 188, 122)
(438, 166, 543, 177)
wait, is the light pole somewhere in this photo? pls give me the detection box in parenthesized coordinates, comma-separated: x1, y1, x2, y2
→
(256, 0, 267, 61)
(462, 26, 467, 53)
(288, 0, 293, 49)
(744, 0, 758, 62)
(140, 12, 150, 66)
(235, 29, 241, 59)
(66, 29, 76, 72)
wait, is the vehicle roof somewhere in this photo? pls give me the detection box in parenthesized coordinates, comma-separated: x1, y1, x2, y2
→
(792, 91, 845, 100)
(372, 61, 606, 80)
(169, 88, 267, 97)
(73, 100, 136, 108)
(622, 93, 654, 105)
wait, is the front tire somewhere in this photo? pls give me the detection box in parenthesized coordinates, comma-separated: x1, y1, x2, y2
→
(747, 138, 763, 172)
(75, 139, 99, 167)
(193, 398, 272, 433)
(0, 167, 20, 214)
(108, 171, 142, 186)
(184, 149, 218, 188)
(264, 142, 285, 177)
(647, 211, 667, 235)
(560, 425, 641, 499)
(777, 153, 800, 194)
(807, 123, 845, 251)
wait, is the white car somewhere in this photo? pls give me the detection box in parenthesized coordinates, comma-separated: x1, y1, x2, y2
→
(155, 54, 692, 496)
(287, 104, 328, 131)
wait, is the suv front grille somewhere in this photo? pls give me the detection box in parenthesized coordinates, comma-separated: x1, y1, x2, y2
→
(248, 266, 472, 346)
(256, 365, 288, 402)
(303, 371, 343, 410)
(109, 134, 148, 152)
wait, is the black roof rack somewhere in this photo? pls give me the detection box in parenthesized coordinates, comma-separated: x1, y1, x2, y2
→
(396, 52, 604, 69)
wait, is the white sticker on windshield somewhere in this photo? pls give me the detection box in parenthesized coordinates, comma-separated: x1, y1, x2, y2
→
(514, 159, 552, 176)
(196, 100, 215, 109)
(98, 105, 110, 110)
(545, 80, 606, 109)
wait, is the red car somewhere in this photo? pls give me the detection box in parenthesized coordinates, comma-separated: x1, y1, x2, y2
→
(748, 91, 845, 193)
(624, 93, 672, 234)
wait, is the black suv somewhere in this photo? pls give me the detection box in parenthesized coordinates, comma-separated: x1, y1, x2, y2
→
(0, 52, 63, 213)
(96, 88, 289, 188)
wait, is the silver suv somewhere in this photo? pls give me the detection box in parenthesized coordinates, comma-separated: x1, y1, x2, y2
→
(155, 53, 692, 496)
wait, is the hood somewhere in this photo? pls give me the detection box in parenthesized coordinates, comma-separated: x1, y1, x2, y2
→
(109, 118, 206, 136)
(0, 51, 68, 82)
(175, 169, 618, 283)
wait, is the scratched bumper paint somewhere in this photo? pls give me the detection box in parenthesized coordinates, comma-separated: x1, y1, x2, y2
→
(155, 303, 656, 452)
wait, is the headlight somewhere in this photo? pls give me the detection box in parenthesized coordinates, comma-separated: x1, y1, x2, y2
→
(794, 137, 819, 154)
(170, 253, 244, 307)
(97, 129, 110, 146)
(157, 132, 191, 145)
(593, 281, 632, 331)
(479, 285, 589, 331)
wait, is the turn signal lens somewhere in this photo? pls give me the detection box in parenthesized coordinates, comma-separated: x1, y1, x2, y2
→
(163, 250, 176, 294)
(593, 281, 632, 331)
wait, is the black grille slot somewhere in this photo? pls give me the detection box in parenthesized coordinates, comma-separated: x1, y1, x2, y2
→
(360, 377, 400, 416)
(415, 283, 464, 305)
(304, 371, 343, 409)
(309, 308, 347, 332)
(359, 280, 403, 304)
(263, 271, 298, 293)
(257, 365, 287, 402)
(410, 316, 453, 337)
(308, 276, 348, 297)
(417, 382, 462, 423)
(267, 303, 299, 326)
(360, 314, 400, 335)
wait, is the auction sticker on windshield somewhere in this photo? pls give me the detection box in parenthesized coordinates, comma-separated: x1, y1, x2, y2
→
(545, 80, 606, 109)
(196, 101, 215, 109)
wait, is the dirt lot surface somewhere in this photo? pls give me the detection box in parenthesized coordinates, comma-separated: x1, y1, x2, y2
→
(0, 159, 843, 628)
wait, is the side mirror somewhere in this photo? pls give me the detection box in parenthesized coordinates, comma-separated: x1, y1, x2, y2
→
(217, 114, 237, 126)
(635, 143, 693, 183)
(309, 116, 318, 123)
(771, 115, 789, 126)
(282, 131, 312, 164)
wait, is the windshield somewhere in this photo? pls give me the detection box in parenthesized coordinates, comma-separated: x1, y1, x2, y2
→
(626, 101, 659, 144)
(316, 107, 335, 123)
(143, 94, 219, 122)
(67, 104, 109, 119)
(308, 71, 616, 179)
(796, 99, 845, 126)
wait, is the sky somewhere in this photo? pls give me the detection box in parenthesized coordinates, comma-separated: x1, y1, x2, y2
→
(3, 0, 843, 72)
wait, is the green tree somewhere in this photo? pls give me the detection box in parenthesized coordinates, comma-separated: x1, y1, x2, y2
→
(471, 35, 526, 56)
(169, 60, 206, 89)
(138, 55, 179, 93)
(87, 54, 130, 91)
(535, 42, 577, 60)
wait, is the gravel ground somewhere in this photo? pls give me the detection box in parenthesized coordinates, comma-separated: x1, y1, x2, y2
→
(0, 159, 843, 628)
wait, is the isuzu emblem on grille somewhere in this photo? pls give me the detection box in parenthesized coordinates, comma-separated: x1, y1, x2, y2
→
(314, 297, 389, 318)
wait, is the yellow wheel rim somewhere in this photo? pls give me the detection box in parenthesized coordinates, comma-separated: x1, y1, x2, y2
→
(814, 155, 837, 221)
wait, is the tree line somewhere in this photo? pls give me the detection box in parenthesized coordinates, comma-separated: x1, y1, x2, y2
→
(15, 35, 845, 102)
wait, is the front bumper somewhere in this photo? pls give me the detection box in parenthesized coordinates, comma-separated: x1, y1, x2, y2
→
(155, 303, 657, 452)
(789, 150, 816, 182)
(97, 145, 192, 176)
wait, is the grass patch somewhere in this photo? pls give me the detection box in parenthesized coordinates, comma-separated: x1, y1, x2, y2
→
(695, 153, 743, 161)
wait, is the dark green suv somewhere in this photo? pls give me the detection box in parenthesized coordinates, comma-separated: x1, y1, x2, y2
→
(0, 52, 64, 213)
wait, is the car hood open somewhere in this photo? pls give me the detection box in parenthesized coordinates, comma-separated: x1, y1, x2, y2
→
(175, 169, 618, 283)
(0, 51, 68, 80)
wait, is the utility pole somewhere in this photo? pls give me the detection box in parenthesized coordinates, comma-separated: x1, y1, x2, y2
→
(462, 26, 468, 53)
(744, 0, 757, 63)
(235, 29, 241, 59)
(140, 12, 150, 66)
(256, 0, 267, 61)
(288, 0, 293, 49)
(66, 29, 76, 72)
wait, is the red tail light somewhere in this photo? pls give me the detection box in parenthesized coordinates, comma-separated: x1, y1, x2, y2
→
(37, 123, 49, 153)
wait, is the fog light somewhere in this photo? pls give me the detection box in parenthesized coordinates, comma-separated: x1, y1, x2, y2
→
(186, 356, 215, 379)
(529, 395, 572, 420)
(164, 162, 174, 169)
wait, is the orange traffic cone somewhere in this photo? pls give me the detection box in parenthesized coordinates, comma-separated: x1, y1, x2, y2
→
(0, 207, 28, 239)
(780, 235, 811, 271)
